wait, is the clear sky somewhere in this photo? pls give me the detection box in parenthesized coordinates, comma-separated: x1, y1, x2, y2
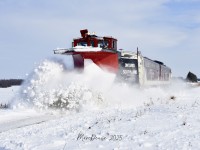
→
(0, 0, 200, 79)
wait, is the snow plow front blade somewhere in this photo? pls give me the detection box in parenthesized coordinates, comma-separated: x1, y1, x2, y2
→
(54, 49, 119, 73)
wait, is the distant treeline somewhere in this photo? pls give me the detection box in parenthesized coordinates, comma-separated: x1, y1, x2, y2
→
(0, 79, 23, 88)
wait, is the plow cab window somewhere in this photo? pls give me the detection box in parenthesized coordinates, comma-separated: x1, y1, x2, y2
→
(90, 40, 95, 47)
(113, 40, 117, 50)
(77, 41, 95, 47)
(98, 40, 108, 48)
(77, 42, 87, 46)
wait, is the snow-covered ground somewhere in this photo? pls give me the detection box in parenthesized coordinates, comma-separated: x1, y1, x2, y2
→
(0, 86, 18, 106)
(0, 59, 200, 150)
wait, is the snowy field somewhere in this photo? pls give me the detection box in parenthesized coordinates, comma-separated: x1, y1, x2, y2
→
(0, 59, 200, 150)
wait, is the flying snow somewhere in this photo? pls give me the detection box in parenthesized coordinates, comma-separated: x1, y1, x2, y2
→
(10, 58, 115, 111)
(10, 57, 199, 112)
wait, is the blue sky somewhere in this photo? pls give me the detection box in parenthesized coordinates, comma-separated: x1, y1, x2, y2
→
(0, 0, 200, 78)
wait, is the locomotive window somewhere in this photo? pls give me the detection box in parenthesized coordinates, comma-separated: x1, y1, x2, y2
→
(112, 40, 117, 49)
(91, 41, 94, 47)
(77, 42, 87, 46)
(98, 40, 108, 48)
(98, 41, 103, 48)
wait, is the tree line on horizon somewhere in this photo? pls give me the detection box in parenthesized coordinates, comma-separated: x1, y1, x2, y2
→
(0, 79, 23, 88)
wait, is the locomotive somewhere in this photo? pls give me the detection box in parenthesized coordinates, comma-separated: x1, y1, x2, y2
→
(54, 29, 171, 86)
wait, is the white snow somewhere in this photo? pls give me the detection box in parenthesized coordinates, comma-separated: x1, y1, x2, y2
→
(0, 59, 200, 150)
(54, 46, 102, 54)
(0, 86, 19, 105)
(72, 46, 102, 52)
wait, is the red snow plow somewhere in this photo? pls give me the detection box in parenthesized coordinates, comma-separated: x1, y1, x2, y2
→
(54, 29, 171, 85)
(54, 29, 119, 73)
